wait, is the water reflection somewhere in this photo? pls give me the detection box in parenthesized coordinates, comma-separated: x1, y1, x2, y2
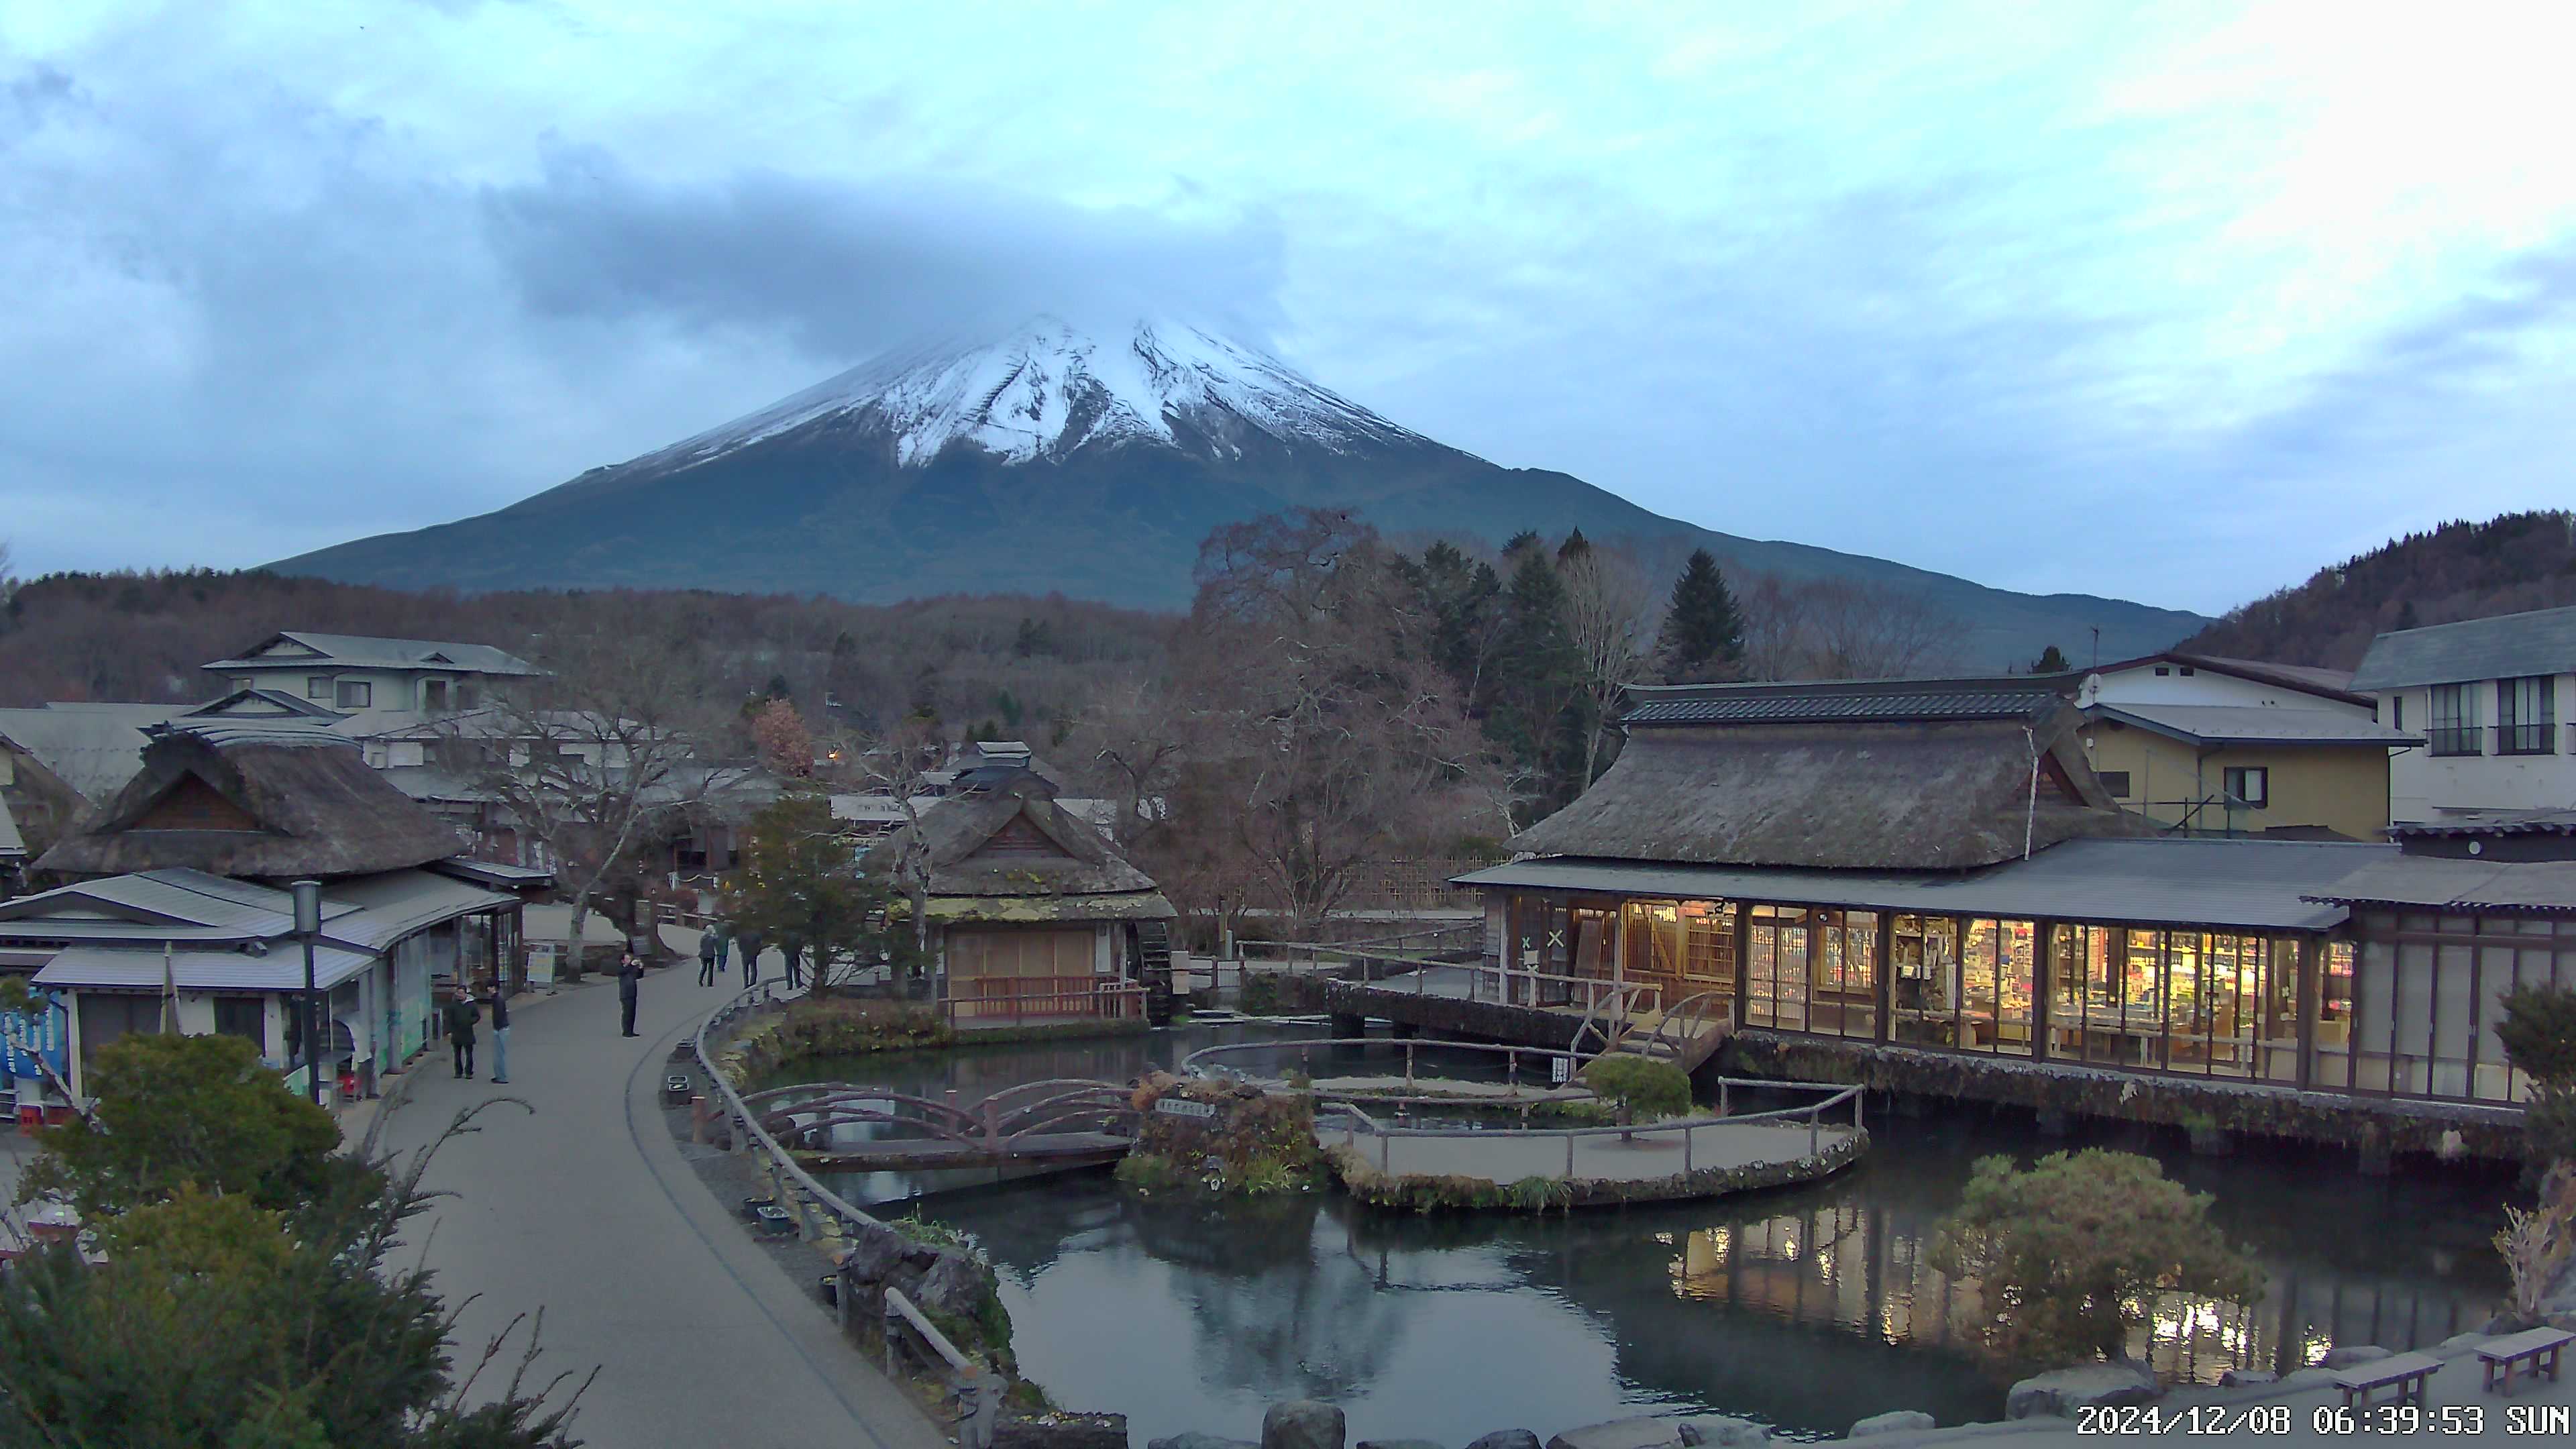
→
(771, 1028, 2512, 1443)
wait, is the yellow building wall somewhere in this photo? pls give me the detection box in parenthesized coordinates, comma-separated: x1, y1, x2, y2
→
(2083, 724, 2392, 839)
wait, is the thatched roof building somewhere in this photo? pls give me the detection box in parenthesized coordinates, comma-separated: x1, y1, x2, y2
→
(867, 775, 1173, 923)
(1512, 678, 2136, 871)
(36, 722, 467, 881)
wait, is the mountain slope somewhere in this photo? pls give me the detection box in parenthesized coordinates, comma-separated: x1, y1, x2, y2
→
(2180, 510, 2576, 667)
(276, 315, 2205, 665)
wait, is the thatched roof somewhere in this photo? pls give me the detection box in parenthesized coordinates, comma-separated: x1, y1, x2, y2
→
(1512, 696, 2137, 871)
(865, 778, 1165, 905)
(35, 723, 468, 880)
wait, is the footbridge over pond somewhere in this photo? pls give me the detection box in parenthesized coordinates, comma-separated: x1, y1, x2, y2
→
(741, 1079, 1143, 1173)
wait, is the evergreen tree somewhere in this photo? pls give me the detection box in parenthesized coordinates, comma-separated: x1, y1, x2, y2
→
(2029, 643, 2071, 674)
(1653, 549, 1746, 683)
(1489, 549, 1593, 810)
(1556, 528, 1591, 561)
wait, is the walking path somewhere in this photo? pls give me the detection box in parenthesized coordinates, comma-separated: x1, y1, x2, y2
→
(373, 932, 947, 1449)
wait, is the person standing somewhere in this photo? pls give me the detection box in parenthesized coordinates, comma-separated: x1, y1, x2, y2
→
(488, 987, 512, 1084)
(711, 924, 732, 979)
(783, 943, 805, 992)
(697, 930, 720, 987)
(617, 951, 643, 1038)
(447, 992, 478, 1079)
(738, 930, 763, 989)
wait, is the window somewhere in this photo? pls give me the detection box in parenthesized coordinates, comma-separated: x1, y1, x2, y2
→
(305, 675, 333, 700)
(2387, 695, 2404, 731)
(2098, 770, 2132, 798)
(423, 680, 450, 711)
(2428, 683, 2480, 756)
(457, 683, 480, 710)
(2222, 766, 2268, 808)
(2178, 665, 2196, 676)
(213, 997, 266, 1053)
(231, 676, 253, 692)
(335, 680, 373, 709)
(2498, 676, 2556, 755)
(2153, 666, 2171, 676)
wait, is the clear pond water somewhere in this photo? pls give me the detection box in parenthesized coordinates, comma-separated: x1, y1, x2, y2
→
(761, 1024, 2516, 1444)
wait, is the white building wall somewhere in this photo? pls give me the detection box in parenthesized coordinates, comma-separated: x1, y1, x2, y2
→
(2084, 665, 2374, 716)
(2377, 672, 2576, 820)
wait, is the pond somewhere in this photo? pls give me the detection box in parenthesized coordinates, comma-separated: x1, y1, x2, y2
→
(760, 1024, 2516, 1444)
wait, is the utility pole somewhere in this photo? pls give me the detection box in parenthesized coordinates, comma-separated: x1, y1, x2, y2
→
(292, 879, 323, 1106)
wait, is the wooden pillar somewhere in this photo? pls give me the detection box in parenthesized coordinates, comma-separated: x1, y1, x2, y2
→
(1611, 901, 1628, 1010)
(1731, 902, 1751, 1016)
(1871, 911, 1894, 1044)
(2295, 934, 2319, 1092)
(2032, 919, 2056, 1065)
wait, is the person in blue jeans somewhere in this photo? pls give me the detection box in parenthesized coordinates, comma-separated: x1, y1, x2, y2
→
(488, 987, 512, 1083)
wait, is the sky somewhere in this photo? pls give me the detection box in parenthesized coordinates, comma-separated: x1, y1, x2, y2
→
(3, 2, 2573, 616)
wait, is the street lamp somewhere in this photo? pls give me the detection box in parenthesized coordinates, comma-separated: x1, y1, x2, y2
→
(291, 879, 323, 1106)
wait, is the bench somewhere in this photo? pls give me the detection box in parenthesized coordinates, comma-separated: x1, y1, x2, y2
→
(2334, 1350, 2443, 1411)
(2477, 1327, 2575, 1393)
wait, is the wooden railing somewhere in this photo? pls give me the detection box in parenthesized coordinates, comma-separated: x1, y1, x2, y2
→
(941, 977, 1146, 1025)
(1318, 1077, 1867, 1177)
(691, 988, 1003, 1449)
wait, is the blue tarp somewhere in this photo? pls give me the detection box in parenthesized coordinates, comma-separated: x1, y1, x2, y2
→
(3, 995, 68, 1081)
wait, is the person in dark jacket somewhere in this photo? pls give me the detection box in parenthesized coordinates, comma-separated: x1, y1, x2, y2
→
(617, 952, 643, 1037)
(488, 988, 512, 1084)
(447, 993, 478, 1079)
(783, 943, 805, 992)
(737, 931, 762, 989)
(697, 930, 720, 987)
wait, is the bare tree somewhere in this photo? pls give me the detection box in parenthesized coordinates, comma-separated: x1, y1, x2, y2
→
(1065, 676, 1193, 853)
(1179, 510, 1486, 932)
(1558, 546, 1659, 782)
(833, 712, 946, 973)
(445, 623, 744, 982)
(1799, 578, 1957, 678)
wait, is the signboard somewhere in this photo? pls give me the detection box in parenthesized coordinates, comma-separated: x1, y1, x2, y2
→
(1549, 1055, 1572, 1086)
(1153, 1097, 1218, 1120)
(526, 942, 558, 986)
(1, 994, 68, 1083)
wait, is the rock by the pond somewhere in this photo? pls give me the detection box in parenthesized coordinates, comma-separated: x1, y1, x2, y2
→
(2280, 1368, 2337, 1391)
(1149, 1436, 1258, 1449)
(2321, 1346, 2390, 1369)
(1466, 1434, 1540, 1449)
(1356, 1440, 1446, 1449)
(1546, 1418, 1685, 1449)
(2005, 1362, 2159, 1420)
(914, 1250, 988, 1320)
(1846, 1410, 1936, 1439)
(998, 1414, 1128, 1449)
(1676, 1417, 1769, 1449)
(2217, 1369, 2277, 1389)
(1265, 1401, 1348, 1449)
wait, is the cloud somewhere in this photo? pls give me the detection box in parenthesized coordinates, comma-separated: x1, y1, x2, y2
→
(480, 146, 1289, 356)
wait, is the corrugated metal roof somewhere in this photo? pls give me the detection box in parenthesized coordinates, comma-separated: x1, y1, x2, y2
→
(203, 631, 542, 676)
(2390, 808, 2576, 838)
(0, 703, 193, 800)
(0, 869, 297, 932)
(35, 943, 377, 993)
(2350, 604, 2576, 690)
(1454, 837, 2385, 931)
(2089, 703, 2422, 746)
(318, 870, 517, 950)
(1625, 687, 2064, 727)
(2304, 857, 2576, 912)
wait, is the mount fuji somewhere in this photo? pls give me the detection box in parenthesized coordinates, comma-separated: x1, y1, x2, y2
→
(274, 315, 2204, 663)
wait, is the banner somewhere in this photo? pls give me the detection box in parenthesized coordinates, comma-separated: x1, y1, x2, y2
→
(2, 993, 68, 1083)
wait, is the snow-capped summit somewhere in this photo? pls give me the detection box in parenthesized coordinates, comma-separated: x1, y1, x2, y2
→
(651, 315, 1431, 472)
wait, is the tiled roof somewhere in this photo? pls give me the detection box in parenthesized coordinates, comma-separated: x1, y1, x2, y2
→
(2304, 856, 2576, 912)
(2389, 808, 2576, 838)
(203, 631, 542, 677)
(2350, 604, 2576, 690)
(1624, 686, 2065, 727)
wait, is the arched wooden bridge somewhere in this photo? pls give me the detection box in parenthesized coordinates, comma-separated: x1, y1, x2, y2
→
(739, 1078, 1144, 1172)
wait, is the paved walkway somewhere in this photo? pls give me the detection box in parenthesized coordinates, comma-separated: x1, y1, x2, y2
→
(374, 932, 947, 1449)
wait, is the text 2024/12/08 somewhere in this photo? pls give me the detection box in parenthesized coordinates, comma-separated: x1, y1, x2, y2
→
(2076, 1401, 2575, 1435)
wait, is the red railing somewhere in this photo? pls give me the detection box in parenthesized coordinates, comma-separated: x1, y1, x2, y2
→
(943, 976, 1146, 1025)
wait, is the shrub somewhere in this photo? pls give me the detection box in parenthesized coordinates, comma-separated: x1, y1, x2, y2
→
(2495, 1163, 2576, 1328)
(1929, 1149, 2265, 1365)
(1580, 1055, 1693, 1129)
(1237, 972, 1287, 1016)
(2498, 983, 2576, 1088)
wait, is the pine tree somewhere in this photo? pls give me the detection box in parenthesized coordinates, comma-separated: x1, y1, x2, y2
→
(2029, 643, 2071, 674)
(1489, 550, 1593, 810)
(1654, 549, 1746, 683)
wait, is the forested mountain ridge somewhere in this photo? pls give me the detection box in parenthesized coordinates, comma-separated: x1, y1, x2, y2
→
(2179, 511, 2576, 668)
(272, 315, 2204, 669)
